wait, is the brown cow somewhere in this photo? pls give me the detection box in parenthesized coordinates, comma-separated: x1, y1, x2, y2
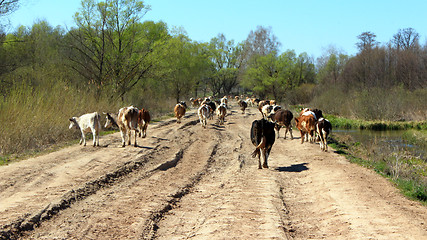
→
(295, 114, 316, 144)
(138, 108, 151, 138)
(174, 101, 187, 123)
(268, 109, 293, 139)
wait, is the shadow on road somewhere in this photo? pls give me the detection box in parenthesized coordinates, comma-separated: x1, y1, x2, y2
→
(275, 163, 309, 172)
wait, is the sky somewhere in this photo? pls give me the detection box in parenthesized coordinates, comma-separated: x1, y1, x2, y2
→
(4, 0, 427, 59)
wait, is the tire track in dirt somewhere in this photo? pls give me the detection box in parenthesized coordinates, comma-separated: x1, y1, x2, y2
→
(1, 111, 201, 240)
(18, 111, 222, 239)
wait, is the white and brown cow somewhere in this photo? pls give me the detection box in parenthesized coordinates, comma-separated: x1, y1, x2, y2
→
(174, 101, 187, 123)
(261, 104, 273, 119)
(216, 103, 227, 125)
(220, 96, 228, 109)
(105, 106, 139, 147)
(138, 108, 151, 138)
(238, 99, 248, 114)
(316, 118, 332, 151)
(198, 104, 211, 128)
(250, 118, 276, 169)
(69, 112, 101, 147)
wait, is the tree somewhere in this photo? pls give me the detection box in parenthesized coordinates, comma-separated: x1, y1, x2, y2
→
(244, 26, 281, 58)
(0, 0, 19, 16)
(392, 28, 420, 51)
(316, 47, 349, 85)
(67, 0, 158, 100)
(356, 31, 378, 52)
(207, 34, 243, 97)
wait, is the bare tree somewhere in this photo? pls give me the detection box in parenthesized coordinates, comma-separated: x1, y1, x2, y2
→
(356, 31, 378, 52)
(392, 28, 420, 51)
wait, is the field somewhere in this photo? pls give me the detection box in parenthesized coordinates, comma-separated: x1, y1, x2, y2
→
(0, 102, 426, 239)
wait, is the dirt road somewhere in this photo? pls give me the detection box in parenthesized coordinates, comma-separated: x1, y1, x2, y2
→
(1, 103, 426, 239)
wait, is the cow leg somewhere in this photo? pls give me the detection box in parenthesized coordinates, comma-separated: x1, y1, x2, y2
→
(119, 126, 127, 147)
(300, 131, 305, 144)
(80, 131, 86, 146)
(142, 124, 148, 138)
(289, 127, 293, 140)
(325, 131, 329, 151)
(262, 148, 268, 168)
(92, 128, 97, 147)
(127, 129, 132, 146)
(134, 130, 138, 147)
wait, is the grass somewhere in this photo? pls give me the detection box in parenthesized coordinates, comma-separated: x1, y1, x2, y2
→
(329, 135, 427, 204)
(325, 114, 427, 130)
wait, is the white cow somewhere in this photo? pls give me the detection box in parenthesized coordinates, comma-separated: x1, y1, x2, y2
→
(69, 112, 101, 147)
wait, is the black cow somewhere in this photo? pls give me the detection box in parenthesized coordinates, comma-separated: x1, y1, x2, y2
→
(250, 119, 276, 169)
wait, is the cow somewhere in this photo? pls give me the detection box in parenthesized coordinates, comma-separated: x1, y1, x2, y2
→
(238, 99, 248, 114)
(138, 108, 151, 138)
(174, 101, 187, 123)
(221, 96, 228, 109)
(295, 114, 316, 144)
(258, 100, 270, 115)
(261, 104, 273, 119)
(69, 112, 101, 147)
(198, 104, 210, 128)
(205, 101, 216, 120)
(250, 118, 276, 169)
(269, 105, 282, 115)
(108, 106, 139, 147)
(268, 109, 293, 139)
(216, 103, 227, 125)
(316, 118, 332, 151)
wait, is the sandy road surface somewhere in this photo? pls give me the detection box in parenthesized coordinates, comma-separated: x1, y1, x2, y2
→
(0, 103, 426, 239)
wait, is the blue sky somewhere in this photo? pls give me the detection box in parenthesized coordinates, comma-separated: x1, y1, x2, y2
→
(5, 0, 427, 58)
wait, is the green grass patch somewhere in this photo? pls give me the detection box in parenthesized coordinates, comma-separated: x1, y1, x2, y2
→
(394, 178, 427, 202)
(325, 114, 427, 130)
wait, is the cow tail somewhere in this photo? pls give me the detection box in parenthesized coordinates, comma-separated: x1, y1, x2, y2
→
(95, 112, 101, 130)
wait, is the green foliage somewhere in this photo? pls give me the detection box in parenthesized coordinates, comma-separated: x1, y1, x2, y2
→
(242, 50, 315, 100)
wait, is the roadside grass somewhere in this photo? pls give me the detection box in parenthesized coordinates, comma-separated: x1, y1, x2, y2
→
(325, 114, 427, 130)
(329, 136, 427, 204)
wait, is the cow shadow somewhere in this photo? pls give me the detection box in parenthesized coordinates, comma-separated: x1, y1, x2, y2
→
(275, 163, 309, 172)
(211, 125, 225, 131)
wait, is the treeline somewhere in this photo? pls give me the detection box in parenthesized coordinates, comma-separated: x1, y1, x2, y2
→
(314, 30, 427, 120)
(0, 0, 426, 157)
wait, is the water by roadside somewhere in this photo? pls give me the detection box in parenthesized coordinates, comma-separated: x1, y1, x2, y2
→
(332, 129, 426, 161)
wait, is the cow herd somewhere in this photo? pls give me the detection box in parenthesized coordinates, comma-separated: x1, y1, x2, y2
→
(69, 96, 332, 170)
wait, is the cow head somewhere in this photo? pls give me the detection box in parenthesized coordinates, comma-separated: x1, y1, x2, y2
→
(104, 113, 119, 129)
(179, 101, 188, 109)
(69, 117, 79, 130)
